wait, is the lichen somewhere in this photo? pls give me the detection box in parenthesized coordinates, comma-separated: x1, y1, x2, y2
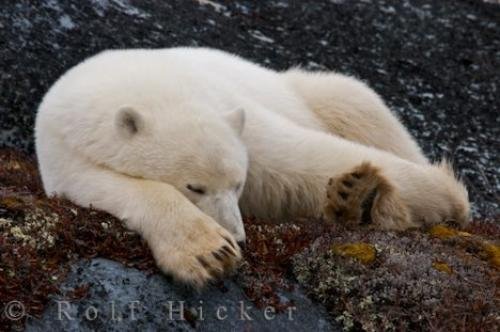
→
(331, 243, 376, 264)
(293, 224, 499, 331)
(1, 148, 499, 331)
(482, 243, 500, 269)
(429, 225, 461, 238)
(0, 149, 157, 331)
(3, 207, 60, 250)
(432, 261, 453, 274)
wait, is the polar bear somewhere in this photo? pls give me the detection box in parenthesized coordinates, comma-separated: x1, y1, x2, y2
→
(35, 47, 469, 287)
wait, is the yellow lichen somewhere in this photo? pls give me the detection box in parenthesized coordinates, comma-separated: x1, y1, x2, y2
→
(429, 225, 499, 269)
(332, 243, 376, 264)
(429, 225, 473, 239)
(0, 196, 24, 209)
(429, 225, 460, 239)
(432, 261, 453, 274)
(482, 243, 500, 269)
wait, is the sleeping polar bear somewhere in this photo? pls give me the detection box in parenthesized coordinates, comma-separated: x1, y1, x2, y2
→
(35, 47, 469, 287)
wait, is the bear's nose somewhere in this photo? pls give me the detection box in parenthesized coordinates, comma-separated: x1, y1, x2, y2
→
(237, 241, 246, 251)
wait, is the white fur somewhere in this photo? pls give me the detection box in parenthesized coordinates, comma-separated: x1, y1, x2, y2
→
(35, 47, 469, 286)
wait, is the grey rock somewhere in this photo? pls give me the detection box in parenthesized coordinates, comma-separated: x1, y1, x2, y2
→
(1, 0, 499, 330)
(26, 259, 335, 332)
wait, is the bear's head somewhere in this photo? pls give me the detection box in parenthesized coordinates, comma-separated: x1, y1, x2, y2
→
(109, 104, 249, 243)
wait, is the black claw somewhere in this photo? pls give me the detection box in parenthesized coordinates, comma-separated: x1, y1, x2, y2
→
(237, 241, 246, 251)
(328, 178, 333, 185)
(218, 248, 230, 258)
(213, 251, 224, 262)
(197, 256, 210, 269)
(207, 267, 223, 279)
(222, 235, 236, 249)
(221, 245, 236, 256)
(339, 191, 349, 200)
(335, 209, 344, 219)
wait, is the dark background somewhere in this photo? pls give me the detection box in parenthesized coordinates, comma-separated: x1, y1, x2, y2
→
(0, 0, 498, 217)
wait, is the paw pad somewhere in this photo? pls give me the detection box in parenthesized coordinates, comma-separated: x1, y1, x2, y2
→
(324, 162, 382, 227)
(342, 179, 353, 188)
(338, 191, 349, 200)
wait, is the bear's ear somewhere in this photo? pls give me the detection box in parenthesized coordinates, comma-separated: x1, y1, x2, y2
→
(115, 106, 144, 138)
(224, 108, 245, 135)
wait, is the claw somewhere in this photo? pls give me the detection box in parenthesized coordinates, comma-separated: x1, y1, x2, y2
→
(213, 251, 224, 262)
(196, 256, 210, 269)
(222, 235, 236, 250)
(221, 245, 236, 257)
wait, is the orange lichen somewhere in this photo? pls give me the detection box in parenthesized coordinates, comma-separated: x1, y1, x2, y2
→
(482, 243, 500, 269)
(332, 243, 376, 264)
(432, 261, 453, 274)
(0, 196, 25, 209)
(430, 225, 499, 269)
(429, 225, 462, 239)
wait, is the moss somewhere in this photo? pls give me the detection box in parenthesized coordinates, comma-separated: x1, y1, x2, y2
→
(332, 243, 376, 264)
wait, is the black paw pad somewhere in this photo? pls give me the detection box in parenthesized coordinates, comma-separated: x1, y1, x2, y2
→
(360, 189, 377, 225)
(351, 172, 363, 179)
(339, 191, 349, 200)
(342, 179, 353, 188)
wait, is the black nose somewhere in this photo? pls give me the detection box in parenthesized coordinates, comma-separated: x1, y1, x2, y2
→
(237, 241, 246, 251)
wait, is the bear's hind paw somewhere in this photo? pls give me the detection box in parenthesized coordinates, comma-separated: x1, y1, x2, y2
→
(324, 162, 413, 230)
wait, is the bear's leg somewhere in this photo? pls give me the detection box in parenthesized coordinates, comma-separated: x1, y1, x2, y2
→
(47, 156, 241, 288)
(282, 69, 428, 164)
(242, 112, 469, 229)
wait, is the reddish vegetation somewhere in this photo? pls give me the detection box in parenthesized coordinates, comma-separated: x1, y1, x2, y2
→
(0, 149, 156, 331)
(239, 217, 333, 311)
(0, 149, 324, 329)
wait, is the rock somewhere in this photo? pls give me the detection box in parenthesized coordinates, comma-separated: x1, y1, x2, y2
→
(0, 0, 499, 330)
(26, 258, 335, 331)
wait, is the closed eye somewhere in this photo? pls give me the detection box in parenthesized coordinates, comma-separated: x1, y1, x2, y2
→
(187, 184, 206, 195)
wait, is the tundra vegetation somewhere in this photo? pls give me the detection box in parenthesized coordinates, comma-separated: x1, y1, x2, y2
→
(0, 149, 498, 331)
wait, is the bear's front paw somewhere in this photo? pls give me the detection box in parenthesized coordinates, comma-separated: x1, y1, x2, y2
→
(150, 216, 242, 289)
(324, 162, 413, 230)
